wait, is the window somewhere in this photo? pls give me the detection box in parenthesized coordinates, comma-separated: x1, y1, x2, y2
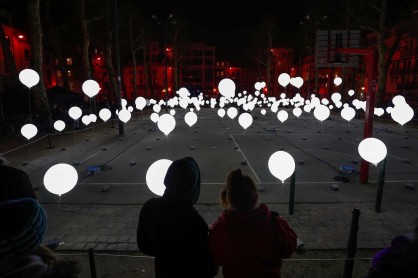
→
(67, 70, 72, 77)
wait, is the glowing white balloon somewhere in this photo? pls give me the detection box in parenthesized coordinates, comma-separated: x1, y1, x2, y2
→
(292, 107, 302, 118)
(277, 110, 288, 123)
(81, 115, 91, 125)
(278, 73, 290, 87)
(331, 93, 341, 103)
(150, 113, 159, 123)
(82, 80, 100, 97)
(21, 124, 38, 140)
(268, 151, 296, 183)
(238, 112, 253, 129)
(260, 109, 266, 115)
(185, 111, 198, 127)
(153, 104, 161, 113)
(118, 108, 131, 123)
(358, 138, 387, 166)
(348, 90, 355, 96)
(391, 103, 414, 126)
(218, 78, 236, 99)
(99, 108, 111, 122)
(217, 108, 226, 118)
(146, 159, 173, 196)
(374, 108, 385, 117)
(43, 163, 78, 196)
(290, 77, 303, 89)
(313, 105, 330, 122)
(341, 106, 355, 122)
(89, 114, 97, 123)
(68, 106, 82, 120)
(333, 77, 342, 86)
(157, 114, 176, 136)
(170, 109, 176, 116)
(227, 107, 238, 119)
(135, 97, 147, 110)
(53, 120, 65, 132)
(19, 69, 39, 88)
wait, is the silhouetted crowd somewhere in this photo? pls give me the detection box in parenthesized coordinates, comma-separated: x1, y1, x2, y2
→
(1, 155, 417, 278)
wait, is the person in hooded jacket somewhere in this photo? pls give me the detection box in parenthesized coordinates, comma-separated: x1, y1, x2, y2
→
(208, 168, 297, 278)
(137, 157, 217, 278)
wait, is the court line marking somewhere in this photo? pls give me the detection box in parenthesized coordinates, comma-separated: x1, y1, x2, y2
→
(230, 134, 262, 183)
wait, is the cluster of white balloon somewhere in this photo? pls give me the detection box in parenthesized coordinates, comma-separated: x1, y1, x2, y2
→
(15, 68, 404, 198)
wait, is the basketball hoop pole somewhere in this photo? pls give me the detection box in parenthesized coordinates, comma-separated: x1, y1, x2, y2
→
(335, 48, 378, 183)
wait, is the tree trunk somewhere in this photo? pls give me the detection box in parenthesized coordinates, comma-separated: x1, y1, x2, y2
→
(43, 0, 70, 89)
(26, 0, 50, 121)
(128, 12, 138, 98)
(375, 0, 388, 107)
(141, 28, 150, 98)
(79, 0, 91, 80)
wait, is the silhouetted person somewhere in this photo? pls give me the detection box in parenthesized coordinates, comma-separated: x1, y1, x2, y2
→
(137, 157, 217, 278)
(208, 168, 297, 278)
(366, 219, 418, 278)
(0, 156, 36, 202)
(0, 198, 80, 277)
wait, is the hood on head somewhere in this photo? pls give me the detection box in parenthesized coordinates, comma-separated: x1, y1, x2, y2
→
(163, 157, 201, 204)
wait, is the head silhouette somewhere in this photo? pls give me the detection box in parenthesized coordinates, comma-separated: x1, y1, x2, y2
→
(163, 157, 201, 204)
(220, 169, 258, 211)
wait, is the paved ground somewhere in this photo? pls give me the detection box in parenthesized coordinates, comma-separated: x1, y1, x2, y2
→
(1, 107, 417, 253)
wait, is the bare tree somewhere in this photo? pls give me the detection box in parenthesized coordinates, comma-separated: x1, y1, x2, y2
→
(26, 0, 50, 121)
(348, 0, 417, 106)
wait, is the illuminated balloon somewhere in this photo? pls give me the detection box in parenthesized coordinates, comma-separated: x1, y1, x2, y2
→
(118, 108, 131, 123)
(227, 107, 238, 119)
(68, 106, 82, 120)
(99, 108, 112, 122)
(290, 77, 303, 89)
(157, 114, 176, 136)
(341, 105, 356, 122)
(218, 78, 236, 99)
(358, 138, 387, 166)
(217, 108, 226, 118)
(82, 80, 100, 97)
(278, 73, 290, 87)
(268, 151, 296, 183)
(81, 115, 91, 125)
(53, 120, 65, 132)
(277, 110, 288, 123)
(170, 109, 176, 116)
(153, 104, 161, 113)
(292, 107, 302, 118)
(135, 96, 147, 110)
(21, 124, 38, 140)
(19, 69, 39, 88)
(260, 109, 266, 115)
(348, 90, 355, 96)
(43, 163, 78, 196)
(146, 159, 173, 196)
(331, 93, 341, 103)
(150, 113, 159, 123)
(391, 103, 414, 126)
(374, 108, 385, 117)
(313, 105, 330, 122)
(238, 112, 253, 129)
(185, 111, 198, 127)
(89, 114, 97, 123)
(333, 77, 342, 86)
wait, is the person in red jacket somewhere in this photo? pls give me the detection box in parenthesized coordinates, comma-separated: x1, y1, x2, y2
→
(208, 168, 297, 278)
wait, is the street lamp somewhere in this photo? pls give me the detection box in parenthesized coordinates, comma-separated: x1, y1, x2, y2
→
(152, 14, 176, 112)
